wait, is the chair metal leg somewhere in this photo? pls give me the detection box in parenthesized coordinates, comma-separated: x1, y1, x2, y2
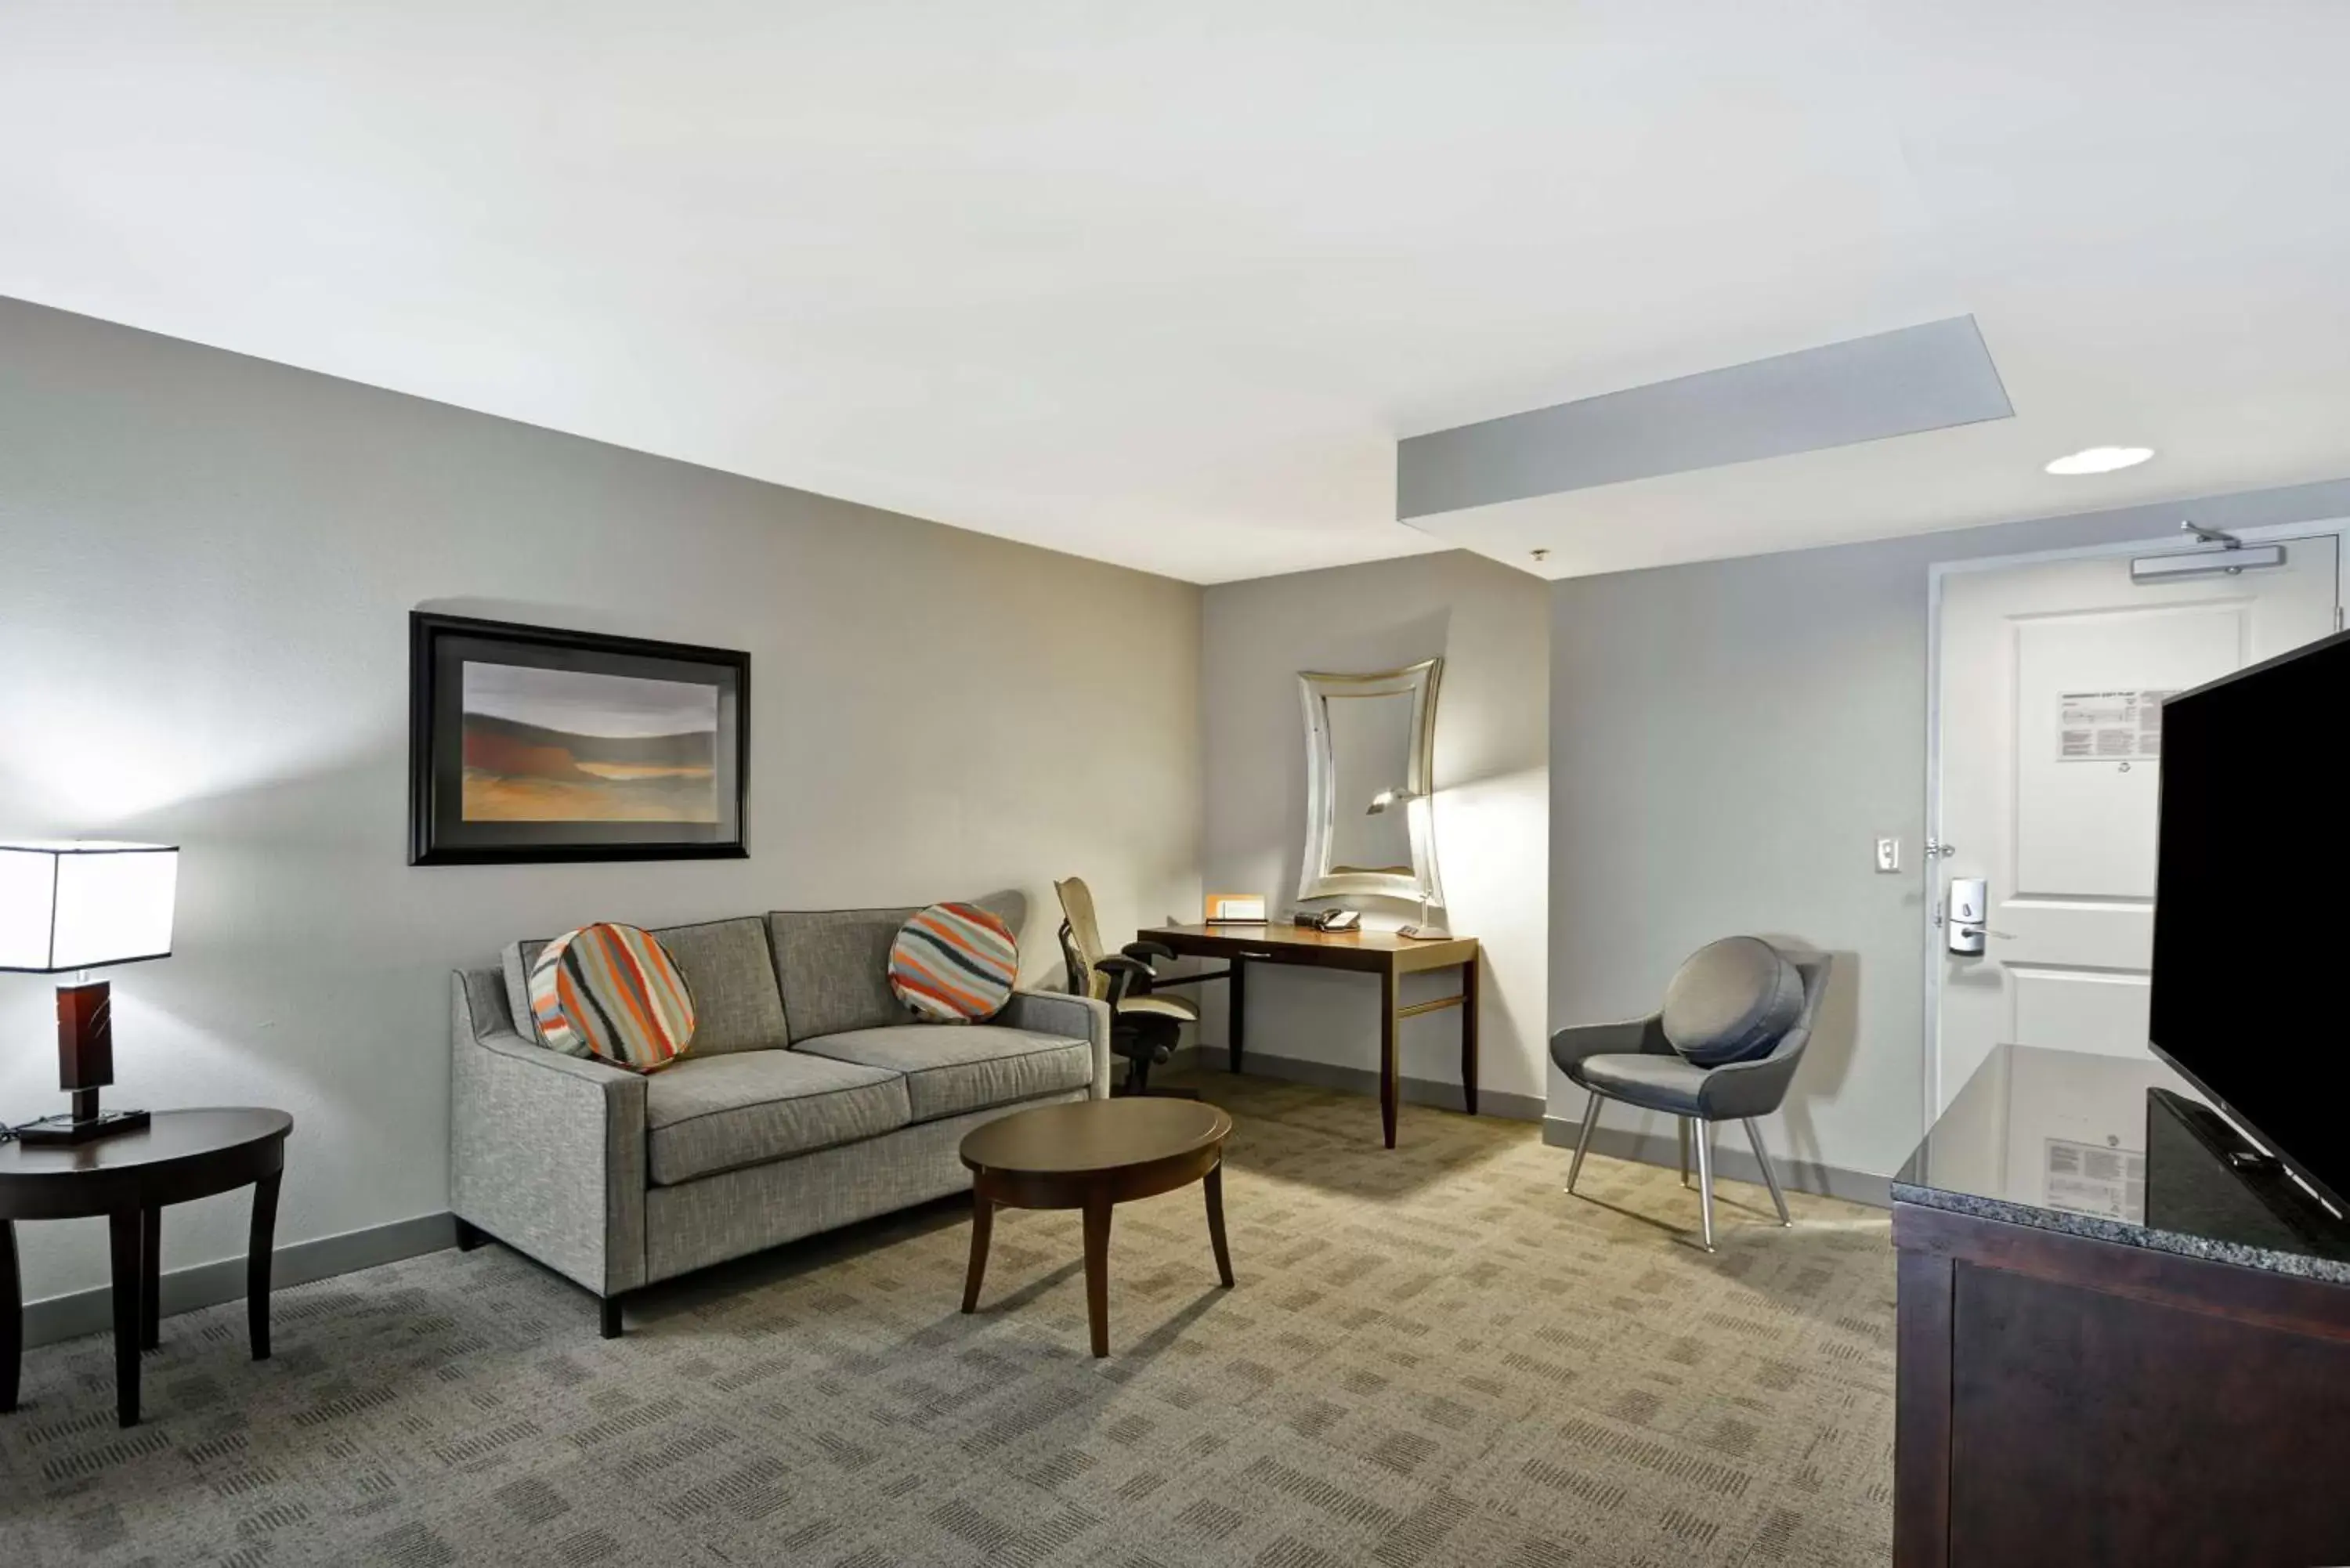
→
(1677, 1118, 1691, 1188)
(1694, 1124, 1716, 1252)
(1744, 1118, 1791, 1226)
(1566, 1090, 1601, 1193)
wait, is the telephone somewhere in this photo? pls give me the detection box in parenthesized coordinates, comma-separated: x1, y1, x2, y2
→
(1292, 908, 1362, 933)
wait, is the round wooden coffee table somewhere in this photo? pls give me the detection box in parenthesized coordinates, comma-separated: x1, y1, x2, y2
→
(960, 1097, 1234, 1357)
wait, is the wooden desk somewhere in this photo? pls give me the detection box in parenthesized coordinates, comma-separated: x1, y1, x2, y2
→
(1138, 924, 1480, 1148)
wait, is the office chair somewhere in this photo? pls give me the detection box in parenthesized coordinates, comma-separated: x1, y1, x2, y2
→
(1549, 937, 1831, 1251)
(1054, 876, 1218, 1098)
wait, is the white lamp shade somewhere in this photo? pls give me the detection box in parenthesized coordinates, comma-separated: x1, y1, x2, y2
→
(0, 842, 179, 972)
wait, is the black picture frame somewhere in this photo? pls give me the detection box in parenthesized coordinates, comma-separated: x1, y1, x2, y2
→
(408, 612, 750, 865)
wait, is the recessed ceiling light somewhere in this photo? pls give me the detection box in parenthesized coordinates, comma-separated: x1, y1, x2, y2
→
(2045, 446, 2155, 476)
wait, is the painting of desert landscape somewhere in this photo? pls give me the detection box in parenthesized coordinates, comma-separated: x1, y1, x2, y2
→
(459, 662, 720, 823)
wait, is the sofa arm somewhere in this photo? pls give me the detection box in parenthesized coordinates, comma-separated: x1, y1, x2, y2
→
(999, 988, 1113, 1100)
(449, 970, 649, 1295)
(1549, 1013, 1670, 1082)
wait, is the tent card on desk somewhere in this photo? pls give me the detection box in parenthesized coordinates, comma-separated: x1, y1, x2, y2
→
(1204, 894, 1267, 924)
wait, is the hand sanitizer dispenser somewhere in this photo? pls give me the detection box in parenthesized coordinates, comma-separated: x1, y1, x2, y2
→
(1948, 877, 1987, 956)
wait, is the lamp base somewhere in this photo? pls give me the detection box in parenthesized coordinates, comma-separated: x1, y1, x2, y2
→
(1396, 924, 1453, 941)
(19, 1107, 150, 1147)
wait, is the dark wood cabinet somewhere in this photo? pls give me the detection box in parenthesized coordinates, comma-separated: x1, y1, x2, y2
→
(1893, 1201, 2350, 1567)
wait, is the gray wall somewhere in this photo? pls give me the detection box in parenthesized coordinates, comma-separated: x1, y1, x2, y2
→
(1202, 551, 1549, 1112)
(1549, 479, 2350, 1184)
(0, 297, 1202, 1309)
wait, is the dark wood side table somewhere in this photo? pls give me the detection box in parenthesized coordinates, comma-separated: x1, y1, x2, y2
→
(960, 1097, 1234, 1357)
(1138, 924, 1480, 1148)
(2, 1107, 291, 1427)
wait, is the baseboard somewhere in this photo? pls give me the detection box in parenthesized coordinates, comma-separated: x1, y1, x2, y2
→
(23, 1210, 458, 1349)
(1185, 1044, 1547, 1122)
(1540, 1114, 1891, 1209)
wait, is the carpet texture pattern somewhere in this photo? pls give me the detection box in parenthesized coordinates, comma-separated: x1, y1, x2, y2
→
(2, 1074, 1896, 1566)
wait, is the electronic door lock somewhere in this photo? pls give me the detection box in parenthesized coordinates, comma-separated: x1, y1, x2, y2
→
(1947, 877, 1988, 956)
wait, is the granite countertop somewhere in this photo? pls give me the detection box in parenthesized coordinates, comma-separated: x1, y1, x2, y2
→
(1893, 1044, 2350, 1285)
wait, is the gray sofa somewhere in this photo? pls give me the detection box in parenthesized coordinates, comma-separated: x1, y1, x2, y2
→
(448, 908, 1110, 1335)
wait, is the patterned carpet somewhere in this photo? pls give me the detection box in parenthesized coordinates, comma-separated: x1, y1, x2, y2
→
(2, 1072, 1896, 1566)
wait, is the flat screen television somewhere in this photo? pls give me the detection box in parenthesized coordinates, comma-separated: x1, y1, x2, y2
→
(2150, 625, 2350, 1216)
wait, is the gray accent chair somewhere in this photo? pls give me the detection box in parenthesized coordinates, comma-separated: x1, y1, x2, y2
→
(1549, 938, 1831, 1251)
(450, 909, 1110, 1337)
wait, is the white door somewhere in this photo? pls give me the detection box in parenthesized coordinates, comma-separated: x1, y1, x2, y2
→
(1932, 535, 2340, 1111)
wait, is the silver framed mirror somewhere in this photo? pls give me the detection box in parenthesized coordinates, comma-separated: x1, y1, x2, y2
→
(1297, 658, 1443, 905)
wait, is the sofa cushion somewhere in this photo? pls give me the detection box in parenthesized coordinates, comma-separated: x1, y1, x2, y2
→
(768, 908, 924, 1042)
(645, 1050, 910, 1187)
(794, 1025, 1093, 1124)
(506, 917, 789, 1057)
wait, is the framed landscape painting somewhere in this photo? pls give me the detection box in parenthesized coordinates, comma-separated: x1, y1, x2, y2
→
(409, 612, 750, 865)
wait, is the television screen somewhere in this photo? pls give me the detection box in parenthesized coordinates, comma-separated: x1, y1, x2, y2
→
(2150, 627, 2350, 1216)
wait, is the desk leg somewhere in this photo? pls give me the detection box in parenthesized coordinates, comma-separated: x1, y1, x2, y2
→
(1227, 957, 1247, 1074)
(1380, 967, 1400, 1150)
(108, 1209, 141, 1428)
(1460, 952, 1481, 1118)
(2, 1219, 19, 1413)
(249, 1170, 281, 1362)
(140, 1206, 161, 1351)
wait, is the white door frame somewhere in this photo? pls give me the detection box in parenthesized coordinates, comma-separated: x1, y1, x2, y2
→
(1922, 517, 2350, 1126)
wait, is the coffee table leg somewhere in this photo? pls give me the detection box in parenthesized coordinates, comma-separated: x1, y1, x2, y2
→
(1082, 1192, 1112, 1358)
(140, 1206, 161, 1351)
(962, 1195, 994, 1313)
(2, 1219, 20, 1413)
(1205, 1162, 1235, 1288)
(249, 1170, 281, 1362)
(108, 1209, 141, 1428)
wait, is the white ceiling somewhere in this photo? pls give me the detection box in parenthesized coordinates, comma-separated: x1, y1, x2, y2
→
(4, 2, 2345, 584)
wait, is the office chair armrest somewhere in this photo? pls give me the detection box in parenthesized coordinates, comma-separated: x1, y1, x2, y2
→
(1121, 940, 1177, 966)
(1549, 1014, 1670, 1078)
(1092, 953, 1152, 1005)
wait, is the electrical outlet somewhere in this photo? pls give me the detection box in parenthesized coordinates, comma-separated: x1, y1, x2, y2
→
(1875, 836, 1901, 873)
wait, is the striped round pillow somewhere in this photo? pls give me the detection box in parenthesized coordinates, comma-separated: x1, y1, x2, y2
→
(889, 902, 1018, 1023)
(528, 923, 696, 1072)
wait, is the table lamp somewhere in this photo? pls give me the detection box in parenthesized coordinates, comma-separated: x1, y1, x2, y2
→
(1365, 789, 1449, 940)
(0, 841, 179, 1145)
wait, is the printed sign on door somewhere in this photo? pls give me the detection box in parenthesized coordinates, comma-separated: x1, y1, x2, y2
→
(2057, 689, 2175, 761)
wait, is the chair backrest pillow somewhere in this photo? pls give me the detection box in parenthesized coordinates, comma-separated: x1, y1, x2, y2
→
(528, 923, 697, 1072)
(1660, 936, 1804, 1067)
(888, 902, 1018, 1024)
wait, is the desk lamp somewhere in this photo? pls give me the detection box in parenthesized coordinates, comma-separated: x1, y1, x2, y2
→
(1365, 790, 1449, 940)
(0, 842, 178, 1145)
